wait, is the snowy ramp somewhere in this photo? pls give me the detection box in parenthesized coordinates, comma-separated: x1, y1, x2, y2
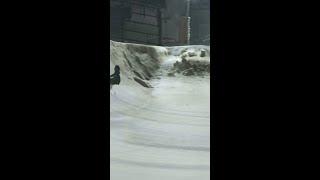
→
(110, 41, 210, 180)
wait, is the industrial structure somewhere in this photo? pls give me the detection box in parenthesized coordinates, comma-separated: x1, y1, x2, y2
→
(110, 0, 165, 45)
(110, 0, 210, 46)
(190, 0, 210, 45)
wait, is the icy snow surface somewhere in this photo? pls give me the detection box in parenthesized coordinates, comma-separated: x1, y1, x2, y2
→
(110, 41, 210, 180)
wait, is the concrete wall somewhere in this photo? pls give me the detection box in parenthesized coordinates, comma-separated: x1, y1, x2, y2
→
(190, 0, 210, 45)
(161, 0, 187, 46)
(161, 0, 210, 46)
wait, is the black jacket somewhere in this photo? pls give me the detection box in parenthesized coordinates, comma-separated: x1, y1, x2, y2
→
(110, 71, 120, 84)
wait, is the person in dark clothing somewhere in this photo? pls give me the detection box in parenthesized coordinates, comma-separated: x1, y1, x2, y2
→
(110, 65, 121, 85)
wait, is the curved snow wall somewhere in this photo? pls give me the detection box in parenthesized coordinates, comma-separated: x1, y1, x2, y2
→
(110, 40, 168, 88)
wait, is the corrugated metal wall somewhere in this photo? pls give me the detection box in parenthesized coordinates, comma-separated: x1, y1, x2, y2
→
(110, 0, 163, 45)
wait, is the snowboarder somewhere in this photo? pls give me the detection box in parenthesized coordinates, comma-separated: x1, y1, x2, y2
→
(110, 65, 121, 85)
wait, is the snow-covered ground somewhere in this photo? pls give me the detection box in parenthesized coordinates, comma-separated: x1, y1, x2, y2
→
(110, 41, 210, 180)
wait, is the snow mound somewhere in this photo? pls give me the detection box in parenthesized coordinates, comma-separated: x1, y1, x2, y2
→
(166, 45, 210, 58)
(110, 40, 168, 88)
(164, 45, 210, 77)
(109, 41, 210, 89)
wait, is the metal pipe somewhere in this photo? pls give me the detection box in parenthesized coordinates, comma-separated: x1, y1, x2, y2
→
(186, 0, 190, 17)
(186, 0, 190, 45)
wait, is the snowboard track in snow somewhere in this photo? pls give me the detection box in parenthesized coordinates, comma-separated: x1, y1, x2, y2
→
(110, 41, 210, 180)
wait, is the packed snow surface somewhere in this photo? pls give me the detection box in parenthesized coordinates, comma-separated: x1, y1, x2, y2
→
(110, 41, 210, 180)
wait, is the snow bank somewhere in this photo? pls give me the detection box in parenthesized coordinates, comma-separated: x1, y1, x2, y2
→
(166, 45, 210, 58)
(163, 45, 210, 77)
(110, 40, 168, 88)
(109, 40, 210, 90)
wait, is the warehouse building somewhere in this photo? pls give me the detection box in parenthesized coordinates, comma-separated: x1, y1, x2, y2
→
(110, 0, 210, 46)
